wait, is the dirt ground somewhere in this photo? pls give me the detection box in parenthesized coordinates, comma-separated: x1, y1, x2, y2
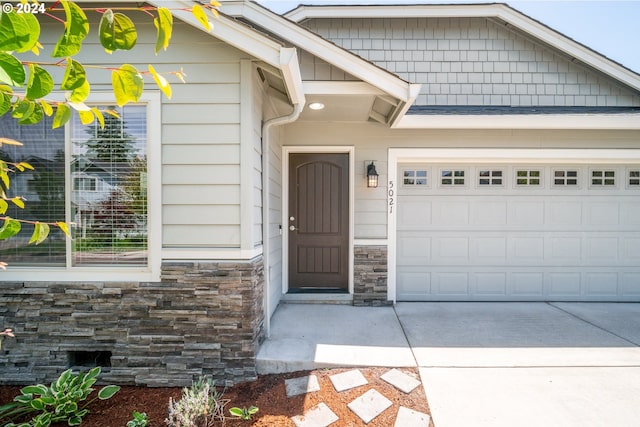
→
(0, 367, 433, 426)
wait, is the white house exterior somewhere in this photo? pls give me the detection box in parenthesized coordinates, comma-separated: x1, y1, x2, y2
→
(1, 1, 639, 386)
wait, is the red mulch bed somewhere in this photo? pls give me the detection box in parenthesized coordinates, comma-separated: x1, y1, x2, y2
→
(0, 367, 433, 426)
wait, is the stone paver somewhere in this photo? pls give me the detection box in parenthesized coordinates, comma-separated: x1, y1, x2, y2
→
(347, 389, 392, 424)
(285, 375, 320, 397)
(291, 402, 339, 427)
(329, 369, 368, 392)
(394, 406, 431, 427)
(381, 368, 421, 394)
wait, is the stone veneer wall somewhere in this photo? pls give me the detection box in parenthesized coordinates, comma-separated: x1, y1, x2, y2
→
(0, 258, 264, 387)
(353, 245, 391, 307)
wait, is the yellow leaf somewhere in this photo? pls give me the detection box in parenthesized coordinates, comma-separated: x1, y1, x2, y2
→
(57, 221, 71, 237)
(18, 162, 34, 171)
(104, 109, 120, 119)
(210, 1, 221, 6)
(92, 108, 104, 129)
(78, 110, 94, 125)
(11, 197, 25, 209)
(40, 100, 53, 116)
(149, 64, 172, 99)
(0, 138, 23, 146)
(192, 4, 212, 32)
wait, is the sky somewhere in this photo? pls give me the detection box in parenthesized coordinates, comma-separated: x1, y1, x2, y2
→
(255, 0, 640, 74)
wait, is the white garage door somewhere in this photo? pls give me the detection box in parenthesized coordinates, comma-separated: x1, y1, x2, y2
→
(396, 163, 640, 301)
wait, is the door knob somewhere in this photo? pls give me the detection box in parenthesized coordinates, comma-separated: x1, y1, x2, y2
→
(289, 225, 297, 231)
(289, 216, 295, 221)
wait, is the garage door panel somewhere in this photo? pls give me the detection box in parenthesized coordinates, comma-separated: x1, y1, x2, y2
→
(396, 163, 640, 301)
(508, 201, 545, 227)
(471, 201, 507, 225)
(510, 272, 544, 297)
(475, 273, 507, 296)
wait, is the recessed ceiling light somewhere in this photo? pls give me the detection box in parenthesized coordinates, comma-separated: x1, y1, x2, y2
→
(308, 102, 325, 110)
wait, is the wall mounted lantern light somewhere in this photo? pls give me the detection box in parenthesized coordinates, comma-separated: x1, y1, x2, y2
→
(366, 161, 379, 188)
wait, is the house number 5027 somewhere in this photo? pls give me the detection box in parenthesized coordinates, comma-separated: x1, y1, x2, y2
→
(388, 180, 395, 214)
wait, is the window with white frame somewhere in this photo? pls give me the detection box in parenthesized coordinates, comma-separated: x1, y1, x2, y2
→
(553, 169, 579, 186)
(0, 104, 149, 267)
(440, 169, 465, 186)
(628, 169, 640, 187)
(590, 169, 616, 187)
(402, 169, 428, 186)
(515, 169, 542, 186)
(478, 169, 503, 186)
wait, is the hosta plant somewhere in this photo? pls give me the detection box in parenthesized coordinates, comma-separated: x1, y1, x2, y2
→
(0, 366, 120, 427)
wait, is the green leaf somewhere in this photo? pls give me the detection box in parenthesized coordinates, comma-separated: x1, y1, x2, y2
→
(0, 9, 40, 53)
(69, 79, 90, 103)
(99, 9, 137, 53)
(52, 0, 89, 57)
(229, 408, 243, 417)
(61, 58, 86, 91)
(53, 104, 71, 129)
(154, 7, 173, 54)
(112, 64, 143, 107)
(29, 222, 49, 245)
(0, 52, 26, 86)
(0, 200, 7, 215)
(0, 218, 21, 240)
(11, 99, 34, 120)
(19, 102, 43, 125)
(68, 416, 82, 426)
(21, 384, 48, 395)
(0, 92, 12, 116)
(149, 64, 171, 99)
(97, 385, 120, 400)
(192, 4, 212, 32)
(26, 64, 54, 100)
(29, 399, 45, 411)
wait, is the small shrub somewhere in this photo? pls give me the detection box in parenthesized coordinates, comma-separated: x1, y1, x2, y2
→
(0, 366, 120, 427)
(229, 406, 259, 421)
(127, 411, 149, 427)
(165, 376, 229, 427)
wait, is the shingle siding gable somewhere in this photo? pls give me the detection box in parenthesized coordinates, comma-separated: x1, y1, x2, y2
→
(300, 17, 640, 107)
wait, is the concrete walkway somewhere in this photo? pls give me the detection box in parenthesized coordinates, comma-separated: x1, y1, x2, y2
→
(257, 302, 640, 426)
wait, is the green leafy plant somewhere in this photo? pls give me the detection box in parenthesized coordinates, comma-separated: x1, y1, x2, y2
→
(126, 411, 149, 427)
(229, 406, 259, 421)
(0, 366, 120, 427)
(165, 376, 228, 427)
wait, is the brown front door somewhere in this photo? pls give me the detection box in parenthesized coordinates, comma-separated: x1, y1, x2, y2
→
(288, 153, 349, 292)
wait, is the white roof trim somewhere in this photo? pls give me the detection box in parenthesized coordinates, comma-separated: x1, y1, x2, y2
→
(397, 113, 640, 130)
(220, 1, 417, 103)
(286, 3, 640, 93)
(303, 81, 386, 95)
(148, 1, 306, 105)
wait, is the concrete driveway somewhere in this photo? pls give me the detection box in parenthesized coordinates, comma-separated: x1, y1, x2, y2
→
(256, 302, 640, 426)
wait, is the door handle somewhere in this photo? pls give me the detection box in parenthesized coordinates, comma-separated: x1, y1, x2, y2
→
(289, 225, 297, 231)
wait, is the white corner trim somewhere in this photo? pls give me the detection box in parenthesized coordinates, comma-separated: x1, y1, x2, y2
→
(396, 113, 640, 130)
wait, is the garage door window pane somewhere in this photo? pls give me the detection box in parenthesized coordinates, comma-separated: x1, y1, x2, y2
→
(516, 169, 541, 186)
(441, 170, 465, 186)
(478, 170, 503, 186)
(591, 170, 616, 187)
(403, 169, 428, 186)
(553, 170, 578, 186)
(629, 170, 640, 187)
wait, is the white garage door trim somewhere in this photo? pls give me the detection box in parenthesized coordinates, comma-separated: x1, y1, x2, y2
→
(387, 148, 640, 303)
